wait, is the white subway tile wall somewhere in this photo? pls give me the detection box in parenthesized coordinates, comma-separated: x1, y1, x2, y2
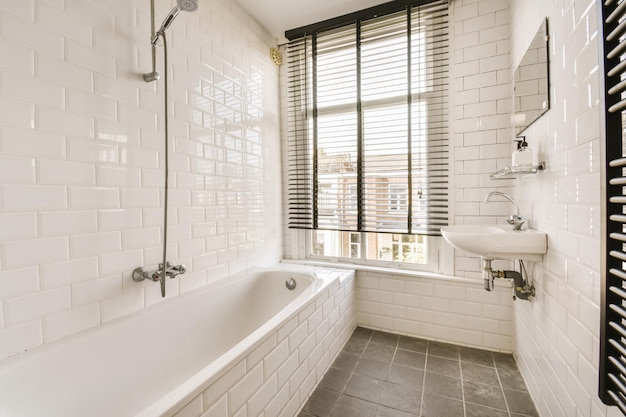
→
(0, 0, 283, 359)
(452, 0, 517, 279)
(508, 1, 606, 417)
(356, 271, 514, 352)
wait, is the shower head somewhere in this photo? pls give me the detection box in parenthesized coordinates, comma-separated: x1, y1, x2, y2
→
(177, 0, 199, 12)
(152, 0, 199, 44)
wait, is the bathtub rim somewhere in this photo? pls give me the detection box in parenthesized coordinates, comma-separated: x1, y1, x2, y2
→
(0, 264, 318, 370)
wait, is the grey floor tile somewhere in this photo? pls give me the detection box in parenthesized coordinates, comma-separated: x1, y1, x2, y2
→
(363, 343, 396, 363)
(330, 395, 378, 417)
(310, 330, 538, 417)
(461, 362, 500, 386)
(387, 364, 424, 389)
(332, 352, 360, 373)
(493, 352, 518, 371)
(355, 357, 390, 380)
(304, 388, 339, 417)
(423, 371, 462, 399)
(392, 349, 426, 370)
(352, 326, 374, 341)
(497, 366, 528, 390)
(343, 337, 369, 356)
(460, 346, 495, 367)
(371, 330, 400, 347)
(465, 402, 509, 417)
(344, 374, 385, 403)
(421, 392, 464, 417)
(376, 405, 417, 417)
(379, 382, 421, 414)
(504, 388, 539, 416)
(425, 355, 461, 378)
(427, 341, 460, 360)
(463, 380, 507, 410)
(319, 367, 351, 393)
(398, 336, 428, 353)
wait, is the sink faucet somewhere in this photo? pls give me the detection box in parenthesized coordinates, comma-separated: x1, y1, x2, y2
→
(483, 191, 526, 230)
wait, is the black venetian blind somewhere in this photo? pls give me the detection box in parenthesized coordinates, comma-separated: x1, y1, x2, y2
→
(285, 0, 449, 236)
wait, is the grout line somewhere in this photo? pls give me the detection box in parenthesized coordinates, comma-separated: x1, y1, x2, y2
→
(419, 341, 429, 417)
(494, 362, 513, 417)
(459, 350, 467, 417)
(365, 332, 382, 416)
(376, 334, 399, 415)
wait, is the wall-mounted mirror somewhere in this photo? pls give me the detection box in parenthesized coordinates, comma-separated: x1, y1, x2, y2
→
(514, 18, 550, 135)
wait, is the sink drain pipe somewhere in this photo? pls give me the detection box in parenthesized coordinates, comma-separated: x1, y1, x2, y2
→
(482, 258, 535, 300)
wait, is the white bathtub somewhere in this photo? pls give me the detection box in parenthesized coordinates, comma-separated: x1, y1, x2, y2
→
(0, 264, 356, 417)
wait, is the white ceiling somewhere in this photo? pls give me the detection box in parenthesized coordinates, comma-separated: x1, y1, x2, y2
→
(235, 0, 393, 44)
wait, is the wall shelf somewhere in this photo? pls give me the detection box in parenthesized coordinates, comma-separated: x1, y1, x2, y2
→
(489, 161, 545, 180)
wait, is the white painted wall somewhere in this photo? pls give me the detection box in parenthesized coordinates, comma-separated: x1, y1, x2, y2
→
(0, 0, 283, 360)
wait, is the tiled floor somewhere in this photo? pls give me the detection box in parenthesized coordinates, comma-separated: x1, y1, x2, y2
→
(299, 327, 538, 417)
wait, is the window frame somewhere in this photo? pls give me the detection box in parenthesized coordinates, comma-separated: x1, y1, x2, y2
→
(285, 0, 451, 274)
(303, 229, 446, 273)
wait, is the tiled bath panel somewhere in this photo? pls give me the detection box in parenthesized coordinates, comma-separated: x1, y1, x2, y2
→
(300, 327, 537, 417)
(170, 272, 357, 417)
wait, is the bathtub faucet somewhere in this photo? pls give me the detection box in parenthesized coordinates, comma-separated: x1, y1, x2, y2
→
(162, 262, 187, 278)
(132, 262, 187, 283)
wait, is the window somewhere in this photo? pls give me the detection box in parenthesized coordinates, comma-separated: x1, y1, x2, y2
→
(309, 230, 434, 267)
(285, 0, 449, 270)
(389, 184, 408, 211)
(391, 234, 424, 263)
(349, 232, 361, 258)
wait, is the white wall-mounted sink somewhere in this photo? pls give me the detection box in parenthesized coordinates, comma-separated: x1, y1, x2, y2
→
(441, 224, 547, 261)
